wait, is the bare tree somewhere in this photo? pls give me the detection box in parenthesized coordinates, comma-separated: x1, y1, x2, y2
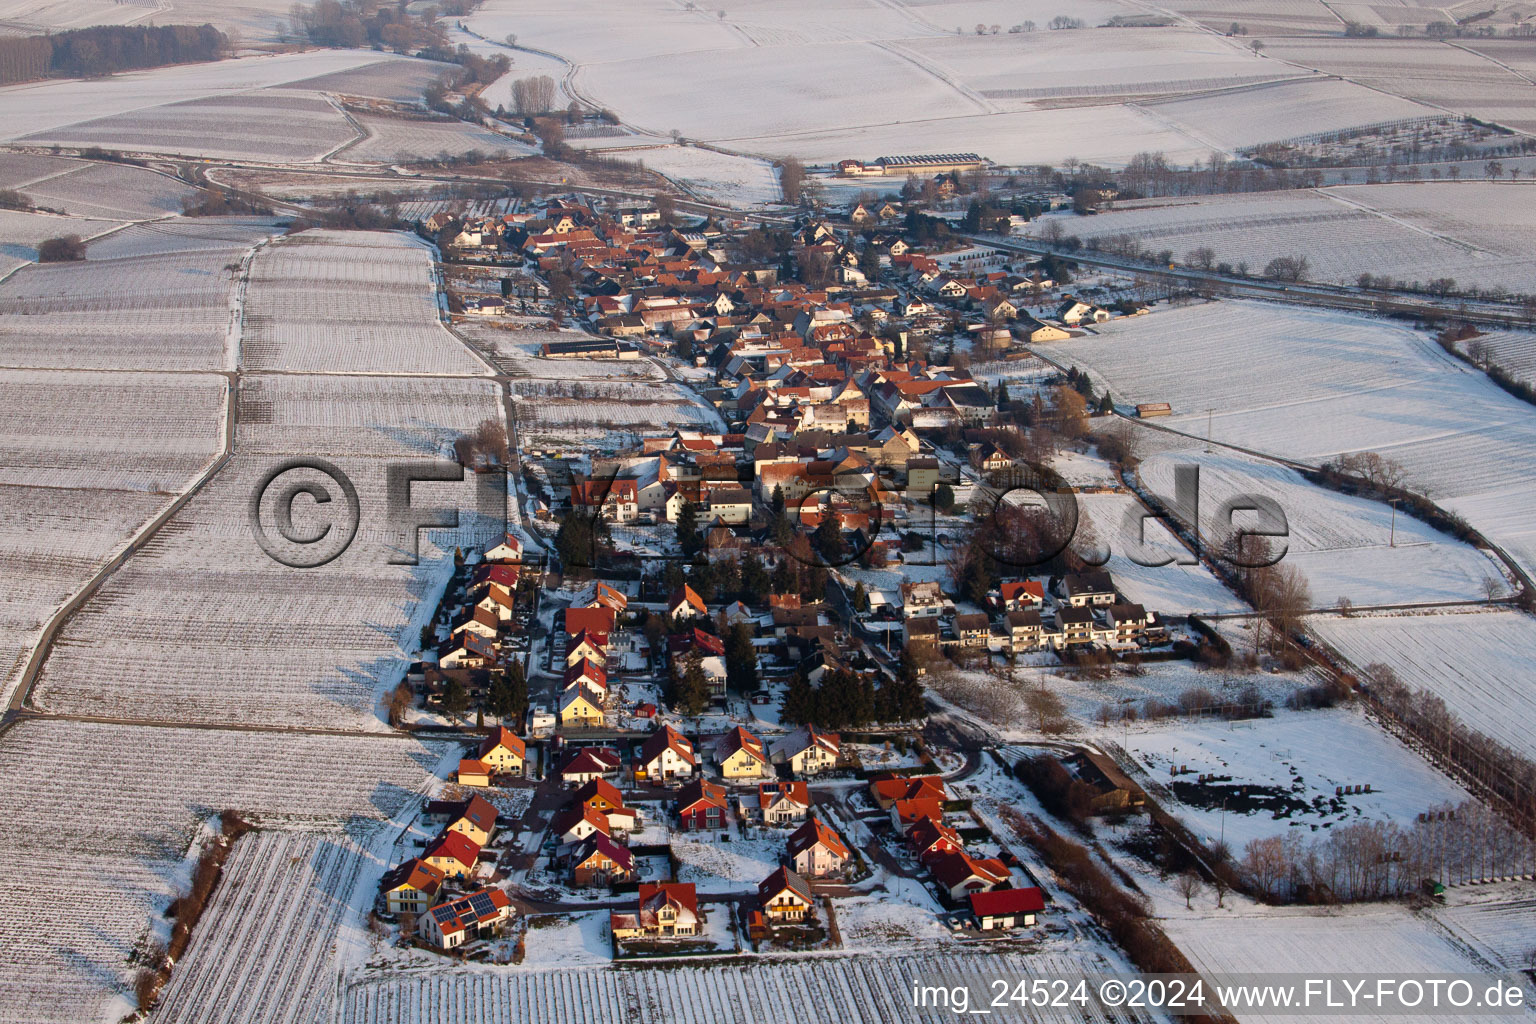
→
(1211, 870, 1231, 908)
(510, 75, 556, 116)
(1175, 870, 1203, 909)
(779, 156, 806, 204)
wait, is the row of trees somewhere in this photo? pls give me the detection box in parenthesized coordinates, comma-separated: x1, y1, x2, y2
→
(0, 23, 227, 85)
(1238, 800, 1536, 903)
(781, 664, 924, 730)
(509, 74, 557, 117)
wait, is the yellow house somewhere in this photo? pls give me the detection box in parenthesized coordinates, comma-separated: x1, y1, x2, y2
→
(566, 633, 608, 666)
(559, 685, 606, 728)
(446, 794, 499, 847)
(457, 758, 491, 788)
(380, 859, 446, 916)
(713, 726, 769, 779)
(476, 726, 526, 777)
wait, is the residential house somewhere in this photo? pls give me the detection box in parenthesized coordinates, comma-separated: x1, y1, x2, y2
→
(713, 726, 769, 779)
(457, 758, 492, 788)
(565, 630, 609, 667)
(422, 830, 481, 879)
(754, 781, 811, 825)
(1017, 318, 1070, 343)
(1062, 571, 1116, 607)
(637, 725, 697, 782)
(1055, 605, 1098, 647)
(1106, 603, 1149, 643)
(564, 657, 608, 695)
(610, 883, 701, 940)
(928, 850, 1010, 900)
(557, 747, 623, 785)
(551, 802, 610, 847)
(891, 794, 946, 830)
(954, 612, 990, 647)
(667, 584, 708, 621)
(570, 477, 640, 523)
(995, 580, 1045, 611)
(483, 533, 524, 563)
(1006, 609, 1044, 652)
(380, 858, 446, 916)
(758, 866, 814, 923)
(770, 726, 841, 777)
(675, 778, 729, 831)
(1056, 299, 1109, 325)
(570, 833, 637, 886)
(907, 816, 964, 864)
(446, 795, 499, 847)
(417, 888, 512, 950)
(564, 605, 616, 639)
(969, 887, 1045, 930)
(559, 685, 607, 728)
(869, 774, 946, 811)
(899, 580, 946, 619)
(786, 817, 851, 878)
(476, 727, 526, 778)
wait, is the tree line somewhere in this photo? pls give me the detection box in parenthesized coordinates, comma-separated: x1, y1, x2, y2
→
(0, 23, 227, 85)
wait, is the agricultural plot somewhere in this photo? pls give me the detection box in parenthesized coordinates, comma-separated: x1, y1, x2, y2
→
(1118, 708, 1471, 851)
(0, 151, 80, 188)
(0, 247, 247, 370)
(82, 215, 280, 261)
(1310, 609, 1536, 762)
(1023, 188, 1536, 294)
(0, 207, 125, 265)
(1163, 903, 1519, 1021)
(1159, 0, 1345, 35)
(1144, 76, 1439, 150)
(20, 92, 360, 162)
(511, 379, 723, 447)
(0, 0, 303, 42)
(621, 144, 782, 207)
(1457, 328, 1536, 387)
(335, 114, 530, 165)
(1433, 882, 1536, 972)
(0, 718, 449, 1024)
(241, 230, 492, 375)
(1072, 492, 1250, 615)
(31, 373, 505, 730)
(153, 831, 373, 1024)
(1136, 450, 1505, 606)
(340, 951, 1158, 1024)
(467, 0, 744, 65)
(0, 49, 390, 141)
(900, 28, 1296, 107)
(21, 160, 198, 220)
(1331, 182, 1536, 267)
(460, 323, 665, 380)
(273, 56, 455, 104)
(1034, 300, 1536, 582)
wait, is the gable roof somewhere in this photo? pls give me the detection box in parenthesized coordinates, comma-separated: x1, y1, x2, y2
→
(787, 816, 850, 861)
(423, 829, 481, 867)
(558, 747, 623, 779)
(758, 780, 810, 810)
(565, 606, 616, 636)
(380, 857, 446, 895)
(479, 726, 526, 760)
(456, 794, 499, 835)
(675, 777, 727, 813)
(714, 725, 766, 765)
(668, 584, 707, 615)
(758, 865, 813, 904)
(640, 724, 696, 767)
(574, 832, 636, 873)
(574, 776, 627, 809)
(425, 886, 510, 936)
(969, 886, 1045, 917)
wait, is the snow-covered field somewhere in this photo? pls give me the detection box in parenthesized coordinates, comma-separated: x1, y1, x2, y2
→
(1144, 76, 1440, 150)
(1137, 450, 1506, 607)
(1036, 300, 1536, 582)
(1459, 328, 1536, 387)
(462, 324, 665, 380)
(618, 144, 782, 207)
(31, 374, 505, 729)
(20, 92, 360, 162)
(511, 379, 723, 445)
(0, 207, 125, 266)
(0, 247, 247, 370)
(19, 160, 198, 220)
(274, 56, 455, 104)
(1310, 608, 1536, 762)
(81, 216, 281, 261)
(0, 718, 448, 1024)
(335, 114, 530, 165)
(339, 951, 1159, 1024)
(1073, 492, 1250, 615)
(1024, 185, 1536, 294)
(1117, 708, 1471, 851)
(242, 230, 492, 375)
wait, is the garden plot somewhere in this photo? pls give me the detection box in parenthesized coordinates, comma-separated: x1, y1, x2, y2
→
(516, 911, 614, 968)
(335, 114, 529, 165)
(1073, 492, 1250, 616)
(511, 379, 723, 447)
(620, 144, 782, 207)
(0, 247, 245, 370)
(1034, 300, 1536, 582)
(1145, 76, 1439, 150)
(1119, 708, 1470, 851)
(1137, 450, 1505, 606)
(1023, 188, 1536, 294)
(20, 92, 360, 162)
(670, 831, 784, 893)
(340, 951, 1157, 1024)
(241, 230, 492, 375)
(0, 718, 449, 1024)
(0, 49, 389, 141)
(1310, 609, 1536, 762)
(21, 160, 198, 220)
(31, 374, 505, 730)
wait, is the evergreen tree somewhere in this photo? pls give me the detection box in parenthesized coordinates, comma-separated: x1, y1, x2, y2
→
(811, 506, 847, 563)
(770, 557, 796, 595)
(723, 622, 758, 694)
(771, 484, 786, 517)
(852, 580, 870, 612)
(740, 552, 770, 604)
(671, 655, 710, 716)
(1097, 392, 1114, 415)
(781, 672, 814, 724)
(997, 381, 1010, 408)
(675, 499, 702, 556)
(441, 678, 469, 722)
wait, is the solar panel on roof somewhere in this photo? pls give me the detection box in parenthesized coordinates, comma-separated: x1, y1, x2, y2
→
(469, 892, 496, 917)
